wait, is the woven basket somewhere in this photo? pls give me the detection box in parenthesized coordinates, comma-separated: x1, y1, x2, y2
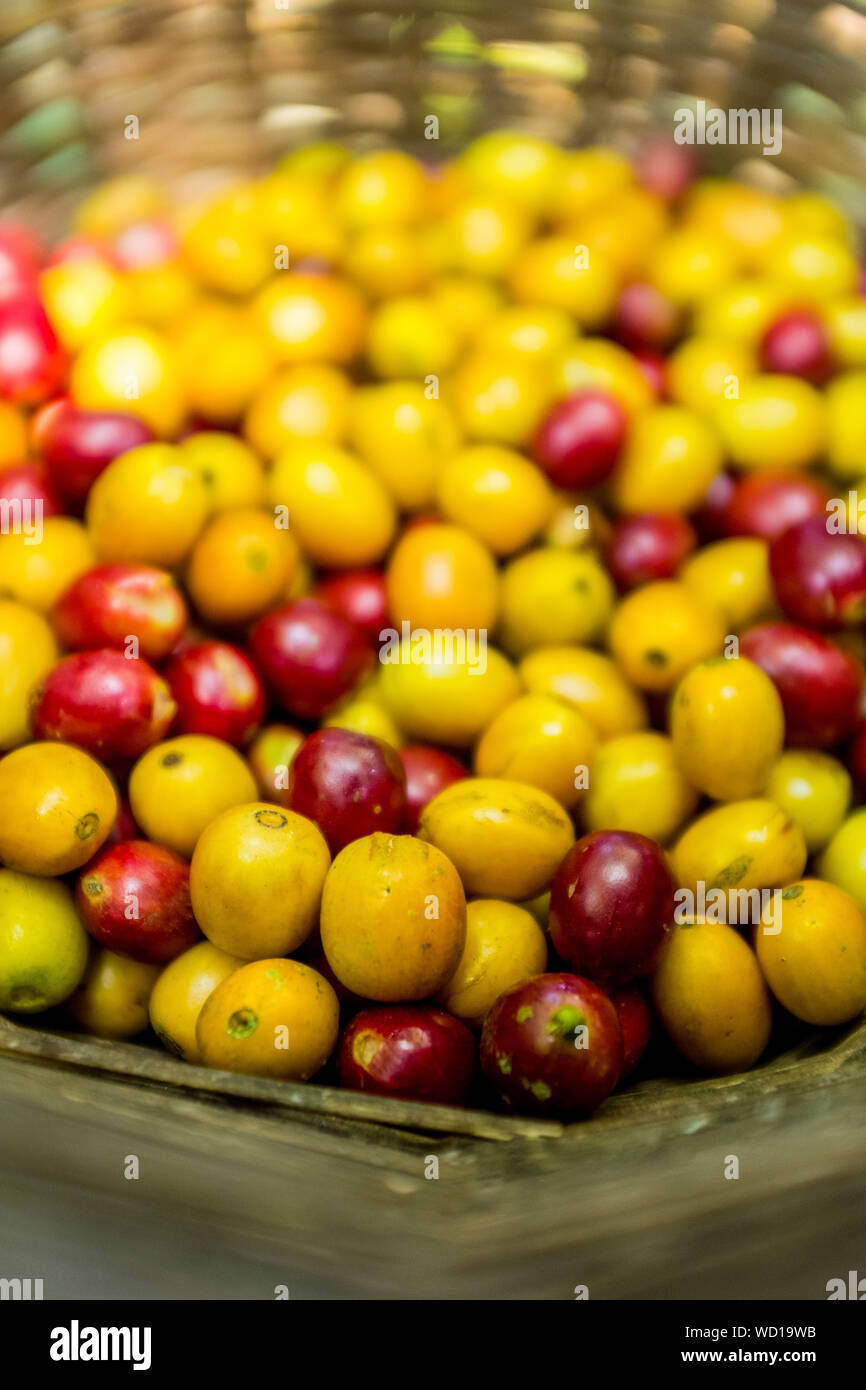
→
(1, 1, 865, 1142)
(3, 0, 866, 227)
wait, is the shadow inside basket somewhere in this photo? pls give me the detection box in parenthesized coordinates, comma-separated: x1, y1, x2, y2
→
(2, 1008, 865, 1144)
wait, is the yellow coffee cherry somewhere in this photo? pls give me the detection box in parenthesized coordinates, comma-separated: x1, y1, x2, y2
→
(611, 405, 723, 514)
(435, 444, 553, 556)
(268, 444, 396, 568)
(551, 337, 654, 419)
(715, 374, 826, 471)
(648, 228, 739, 308)
(349, 381, 461, 512)
(670, 656, 785, 801)
(826, 372, 866, 479)
(679, 538, 774, 630)
(763, 750, 851, 854)
(474, 693, 599, 809)
(518, 645, 649, 740)
(608, 582, 727, 694)
(498, 548, 615, 656)
(769, 234, 858, 303)
(510, 236, 619, 329)
(666, 337, 756, 416)
(582, 731, 698, 845)
(436, 898, 547, 1028)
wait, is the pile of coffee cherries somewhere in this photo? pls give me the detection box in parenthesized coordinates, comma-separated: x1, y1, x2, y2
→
(0, 133, 865, 1120)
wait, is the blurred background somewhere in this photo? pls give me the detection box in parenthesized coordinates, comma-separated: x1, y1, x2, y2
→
(1, 1, 866, 231)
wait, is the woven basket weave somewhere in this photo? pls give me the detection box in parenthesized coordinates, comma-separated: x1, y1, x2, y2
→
(2, 1, 866, 229)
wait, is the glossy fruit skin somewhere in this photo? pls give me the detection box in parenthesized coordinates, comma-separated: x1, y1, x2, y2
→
(581, 731, 698, 845)
(474, 692, 599, 810)
(349, 379, 460, 512)
(550, 831, 676, 989)
(519, 645, 648, 740)
(31, 649, 176, 763)
(760, 310, 833, 383)
(34, 399, 154, 506)
(52, 563, 187, 662)
(76, 840, 199, 963)
(379, 642, 519, 748)
(651, 919, 772, 1073)
(673, 799, 808, 906)
(817, 808, 866, 914)
(671, 656, 785, 801)
(66, 948, 162, 1038)
(128, 734, 258, 858)
(0, 742, 117, 875)
(85, 443, 208, 568)
(740, 622, 863, 749)
(608, 581, 726, 694)
(0, 399, 29, 467)
(719, 470, 831, 541)
(769, 517, 866, 629)
(148, 939, 243, 1062)
(532, 389, 627, 489)
(0, 869, 89, 1012)
(245, 360, 349, 456)
(480, 973, 623, 1118)
(453, 349, 552, 447)
(186, 508, 299, 627)
(287, 728, 406, 855)
(435, 444, 554, 558)
(249, 598, 373, 720)
(269, 444, 396, 570)
(323, 691, 403, 749)
(611, 404, 722, 514)
(666, 336, 755, 417)
(419, 777, 575, 902)
(551, 337, 654, 421)
(314, 569, 389, 646)
(0, 296, 66, 403)
(253, 273, 368, 365)
(386, 522, 499, 634)
(0, 515, 95, 612)
(246, 722, 304, 804)
(679, 537, 773, 631)
(755, 879, 866, 1026)
(605, 513, 697, 590)
(165, 642, 265, 747)
(0, 461, 64, 517)
(764, 750, 851, 854)
(320, 833, 466, 1002)
(196, 957, 340, 1081)
(180, 432, 265, 514)
(611, 985, 652, 1078)
(0, 600, 59, 750)
(614, 280, 680, 351)
(826, 370, 866, 478)
(437, 898, 548, 1029)
(190, 803, 331, 959)
(498, 547, 614, 656)
(338, 1006, 476, 1105)
(399, 745, 467, 833)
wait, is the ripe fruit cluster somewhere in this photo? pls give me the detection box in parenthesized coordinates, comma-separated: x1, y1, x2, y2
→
(1, 135, 866, 1122)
